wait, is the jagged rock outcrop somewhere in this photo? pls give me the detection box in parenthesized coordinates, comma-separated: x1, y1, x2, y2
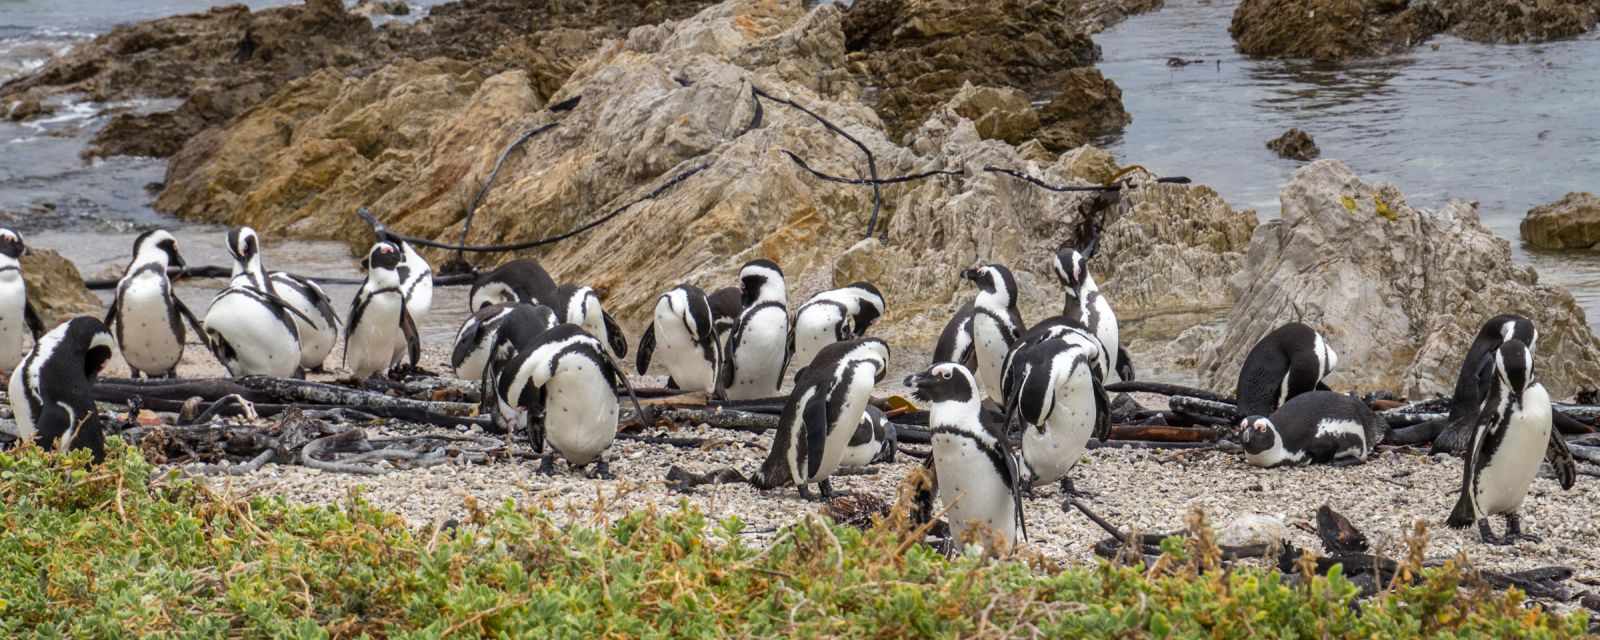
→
(944, 84, 1039, 145)
(1440, 0, 1599, 44)
(21, 249, 100, 327)
(1198, 160, 1600, 398)
(1230, 0, 1448, 60)
(1036, 67, 1131, 152)
(1267, 128, 1319, 161)
(156, 0, 1255, 363)
(1522, 192, 1600, 250)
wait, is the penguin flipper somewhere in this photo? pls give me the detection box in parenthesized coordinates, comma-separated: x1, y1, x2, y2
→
(598, 347, 650, 426)
(1091, 368, 1112, 442)
(600, 310, 628, 359)
(451, 319, 484, 371)
(1448, 403, 1498, 528)
(173, 295, 206, 348)
(399, 306, 421, 369)
(1003, 445, 1028, 543)
(636, 324, 656, 376)
(801, 391, 830, 482)
(1115, 345, 1135, 382)
(23, 300, 45, 339)
(1546, 431, 1577, 491)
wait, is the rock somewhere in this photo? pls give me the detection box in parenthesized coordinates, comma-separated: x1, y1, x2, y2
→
(1197, 160, 1600, 399)
(20, 249, 100, 329)
(1521, 192, 1600, 250)
(6, 97, 50, 122)
(1036, 67, 1132, 152)
(1230, 0, 1448, 61)
(1266, 128, 1319, 161)
(1440, 0, 1599, 44)
(352, 0, 411, 18)
(1217, 513, 1288, 548)
(943, 84, 1039, 145)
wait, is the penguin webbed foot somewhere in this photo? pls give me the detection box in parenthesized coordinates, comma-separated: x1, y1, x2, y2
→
(1477, 519, 1512, 546)
(536, 454, 559, 476)
(1506, 514, 1542, 543)
(818, 478, 848, 499)
(1059, 477, 1097, 499)
(587, 460, 614, 480)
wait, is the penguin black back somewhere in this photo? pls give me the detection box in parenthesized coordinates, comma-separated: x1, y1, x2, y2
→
(1234, 322, 1337, 418)
(1434, 314, 1537, 454)
(932, 301, 977, 367)
(10, 317, 117, 461)
(469, 259, 559, 310)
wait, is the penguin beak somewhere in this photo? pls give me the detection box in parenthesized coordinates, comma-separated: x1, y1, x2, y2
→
(903, 372, 934, 389)
(959, 268, 980, 282)
(169, 250, 188, 272)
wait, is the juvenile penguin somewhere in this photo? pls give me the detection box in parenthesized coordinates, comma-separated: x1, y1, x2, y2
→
(204, 228, 308, 378)
(753, 338, 890, 499)
(838, 405, 897, 469)
(1054, 248, 1130, 381)
(344, 241, 421, 379)
(1447, 340, 1576, 544)
(722, 260, 791, 400)
(1234, 322, 1338, 418)
(906, 362, 1026, 552)
(1003, 338, 1109, 492)
(554, 283, 628, 360)
(104, 230, 205, 379)
(960, 264, 1024, 403)
(1433, 314, 1538, 454)
(9, 317, 116, 461)
(497, 324, 645, 477)
(932, 301, 976, 368)
(789, 281, 885, 372)
(636, 284, 722, 395)
(269, 273, 341, 372)
(0, 229, 46, 377)
(1237, 391, 1385, 468)
(706, 286, 743, 349)
(468, 259, 559, 311)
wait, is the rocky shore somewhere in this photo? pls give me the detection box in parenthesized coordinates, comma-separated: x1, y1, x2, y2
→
(1231, 0, 1600, 61)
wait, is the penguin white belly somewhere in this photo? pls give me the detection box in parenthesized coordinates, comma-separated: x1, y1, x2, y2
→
(803, 371, 874, 484)
(1092, 298, 1119, 373)
(726, 308, 789, 400)
(117, 276, 184, 375)
(8, 365, 33, 438)
(272, 282, 334, 370)
(1023, 376, 1096, 486)
(403, 248, 433, 319)
(1475, 391, 1552, 516)
(1313, 418, 1369, 461)
(205, 291, 299, 378)
(654, 305, 716, 393)
(972, 317, 1008, 402)
(349, 295, 403, 379)
(933, 433, 1017, 548)
(0, 276, 29, 374)
(791, 306, 845, 372)
(542, 359, 619, 466)
(838, 439, 878, 469)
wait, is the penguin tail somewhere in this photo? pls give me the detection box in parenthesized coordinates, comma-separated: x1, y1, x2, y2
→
(1445, 492, 1475, 529)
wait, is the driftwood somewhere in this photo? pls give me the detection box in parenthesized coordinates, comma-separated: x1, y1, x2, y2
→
(1104, 382, 1233, 403)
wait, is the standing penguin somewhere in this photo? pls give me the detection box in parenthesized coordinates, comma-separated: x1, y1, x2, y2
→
(344, 241, 421, 380)
(706, 286, 743, 349)
(1447, 340, 1577, 544)
(1054, 248, 1132, 381)
(481, 304, 562, 432)
(1237, 391, 1386, 468)
(9, 317, 116, 461)
(0, 229, 47, 377)
(838, 405, 897, 469)
(452, 302, 520, 383)
(1433, 315, 1538, 454)
(905, 362, 1026, 552)
(1234, 322, 1338, 418)
(104, 230, 205, 379)
(354, 208, 431, 329)
(636, 284, 722, 395)
(497, 324, 645, 477)
(960, 264, 1024, 403)
(468, 259, 559, 311)
(205, 228, 309, 378)
(753, 338, 890, 499)
(269, 273, 342, 372)
(722, 260, 790, 400)
(932, 301, 976, 368)
(789, 281, 886, 372)
(553, 283, 628, 360)
(1003, 338, 1109, 493)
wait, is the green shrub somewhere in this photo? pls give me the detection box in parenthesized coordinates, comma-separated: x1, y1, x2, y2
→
(0, 442, 1589, 638)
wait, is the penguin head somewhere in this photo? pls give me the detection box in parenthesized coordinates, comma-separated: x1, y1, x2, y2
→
(365, 241, 405, 272)
(707, 286, 743, 332)
(226, 227, 262, 270)
(959, 264, 1017, 305)
(905, 362, 977, 405)
(58, 317, 117, 382)
(845, 281, 885, 333)
(850, 337, 891, 383)
(1053, 248, 1089, 290)
(1495, 339, 1534, 395)
(0, 228, 25, 259)
(1238, 416, 1277, 455)
(738, 259, 785, 307)
(132, 229, 186, 269)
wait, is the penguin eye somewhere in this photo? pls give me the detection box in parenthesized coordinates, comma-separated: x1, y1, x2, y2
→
(938, 368, 951, 380)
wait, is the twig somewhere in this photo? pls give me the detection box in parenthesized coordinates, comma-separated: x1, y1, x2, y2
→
(983, 166, 1191, 192)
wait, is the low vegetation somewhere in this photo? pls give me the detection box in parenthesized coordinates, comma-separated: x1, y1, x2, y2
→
(0, 442, 1588, 638)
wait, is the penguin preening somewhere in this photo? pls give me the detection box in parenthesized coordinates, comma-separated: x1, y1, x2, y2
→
(482, 304, 562, 434)
(753, 338, 889, 499)
(496, 323, 645, 477)
(205, 227, 311, 378)
(344, 241, 421, 380)
(451, 302, 520, 383)
(1054, 248, 1132, 382)
(1002, 337, 1110, 493)
(1238, 391, 1385, 468)
(9, 317, 117, 461)
(554, 283, 628, 360)
(1234, 322, 1338, 418)
(932, 301, 976, 369)
(960, 264, 1024, 404)
(838, 404, 897, 469)
(706, 286, 743, 349)
(636, 284, 722, 396)
(788, 281, 885, 373)
(469, 259, 559, 311)
(906, 362, 1026, 553)
(1433, 314, 1538, 454)
(722, 260, 790, 400)
(1447, 340, 1576, 545)
(104, 230, 205, 379)
(221, 227, 339, 372)
(0, 229, 47, 377)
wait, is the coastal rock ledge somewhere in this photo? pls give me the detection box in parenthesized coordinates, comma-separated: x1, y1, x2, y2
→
(1522, 192, 1600, 250)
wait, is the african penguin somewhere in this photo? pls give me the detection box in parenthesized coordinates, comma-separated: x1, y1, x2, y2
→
(636, 284, 722, 396)
(554, 283, 628, 360)
(906, 362, 1026, 553)
(1433, 314, 1538, 454)
(722, 259, 790, 400)
(269, 273, 341, 372)
(1447, 339, 1576, 545)
(753, 338, 889, 499)
(789, 281, 885, 373)
(387, 239, 432, 369)
(469, 259, 559, 311)
(496, 323, 643, 477)
(960, 264, 1025, 404)
(838, 404, 897, 469)
(9, 317, 117, 461)
(932, 301, 976, 369)
(1002, 338, 1110, 491)
(706, 286, 743, 349)
(1237, 391, 1385, 468)
(343, 241, 421, 379)
(481, 304, 562, 433)
(1000, 315, 1108, 395)
(1054, 248, 1130, 381)
(204, 227, 310, 378)
(1234, 322, 1338, 418)
(0, 228, 46, 377)
(104, 230, 205, 379)
(452, 302, 522, 383)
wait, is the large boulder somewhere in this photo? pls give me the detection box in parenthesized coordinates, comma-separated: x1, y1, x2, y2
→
(1036, 67, 1131, 152)
(1440, 0, 1599, 44)
(1230, 0, 1448, 61)
(943, 84, 1040, 146)
(1521, 192, 1600, 250)
(1266, 128, 1319, 161)
(21, 249, 100, 328)
(1198, 161, 1600, 399)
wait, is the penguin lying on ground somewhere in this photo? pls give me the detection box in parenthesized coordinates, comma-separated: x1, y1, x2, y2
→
(344, 242, 421, 380)
(789, 281, 885, 372)
(752, 338, 889, 499)
(9, 317, 117, 461)
(1234, 322, 1338, 417)
(636, 284, 723, 396)
(1447, 339, 1577, 545)
(723, 259, 790, 400)
(838, 405, 897, 469)
(1054, 248, 1133, 381)
(1433, 314, 1537, 454)
(554, 284, 628, 360)
(1002, 337, 1109, 494)
(105, 230, 205, 379)
(0, 228, 46, 377)
(205, 228, 314, 378)
(960, 264, 1024, 404)
(906, 362, 1026, 554)
(469, 258, 558, 311)
(496, 323, 645, 477)
(1237, 391, 1385, 468)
